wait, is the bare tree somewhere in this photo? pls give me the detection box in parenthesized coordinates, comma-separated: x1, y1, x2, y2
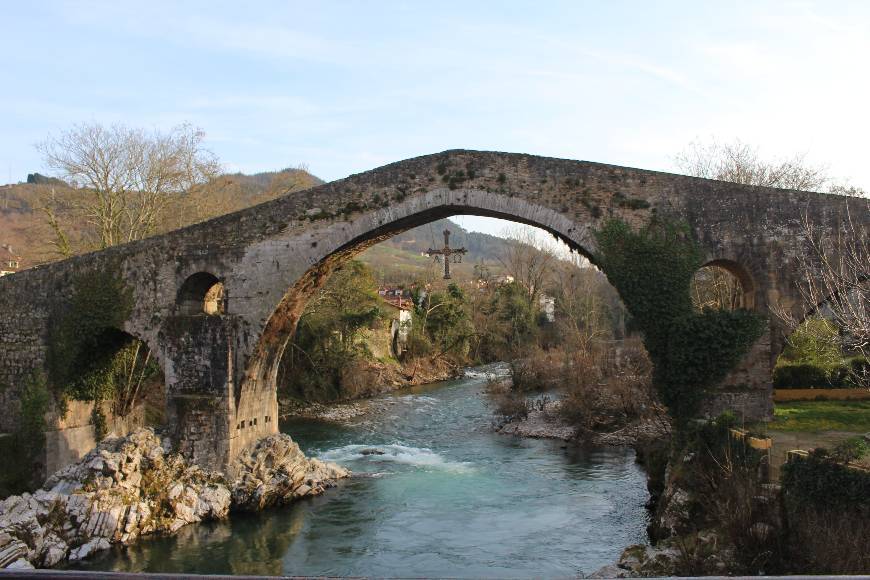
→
(691, 266, 743, 311)
(496, 226, 558, 308)
(773, 204, 869, 386)
(550, 264, 616, 351)
(38, 187, 74, 258)
(675, 139, 829, 191)
(38, 122, 220, 251)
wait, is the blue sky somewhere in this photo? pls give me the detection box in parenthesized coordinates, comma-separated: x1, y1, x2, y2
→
(2, 1, 868, 235)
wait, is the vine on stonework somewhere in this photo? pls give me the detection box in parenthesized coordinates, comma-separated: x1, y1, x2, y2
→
(594, 218, 767, 423)
(0, 372, 50, 496)
(47, 270, 156, 409)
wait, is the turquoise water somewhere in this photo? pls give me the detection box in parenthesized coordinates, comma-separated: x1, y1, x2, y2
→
(76, 370, 650, 577)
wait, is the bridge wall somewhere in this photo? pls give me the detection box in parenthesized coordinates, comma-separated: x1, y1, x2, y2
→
(0, 150, 865, 471)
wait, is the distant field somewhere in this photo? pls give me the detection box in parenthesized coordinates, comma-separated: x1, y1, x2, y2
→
(770, 400, 870, 432)
(774, 388, 870, 402)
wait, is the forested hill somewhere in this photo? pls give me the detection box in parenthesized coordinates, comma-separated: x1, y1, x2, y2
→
(379, 218, 509, 262)
(0, 167, 322, 267)
(1, 169, 515, 284)
(357, 218, 513, 285)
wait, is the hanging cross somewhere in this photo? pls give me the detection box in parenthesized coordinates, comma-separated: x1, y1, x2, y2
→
(426, 229, 467, 279)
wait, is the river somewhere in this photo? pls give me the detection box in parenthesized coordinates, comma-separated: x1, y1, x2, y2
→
(73, 367, 651, 577)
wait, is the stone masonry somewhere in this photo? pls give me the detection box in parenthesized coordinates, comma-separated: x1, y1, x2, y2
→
(0, 150, 866, 471)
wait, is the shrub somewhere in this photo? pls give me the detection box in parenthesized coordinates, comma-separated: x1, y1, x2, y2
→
(773, 362, 834, 388)
(491, 389, 531, 423)
(782, 450, 870, 512)
(845, 355, 869, 387)
(781, 450, 870, 573)
(508, 347, 563, 392)
(830, 436, 869, 463)
(774, 357, 870, 389)
(559, 340, 658, 431)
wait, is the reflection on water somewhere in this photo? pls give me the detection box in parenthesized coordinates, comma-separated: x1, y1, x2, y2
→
(74, 368, 650, 577)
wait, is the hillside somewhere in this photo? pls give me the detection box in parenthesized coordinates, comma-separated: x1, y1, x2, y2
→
(359, 218, 510, 285)
(0, 167, 322, 267)
(0, 171, 513, 283)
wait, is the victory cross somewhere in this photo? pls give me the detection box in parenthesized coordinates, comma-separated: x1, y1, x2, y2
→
(426, 228, 467, 279)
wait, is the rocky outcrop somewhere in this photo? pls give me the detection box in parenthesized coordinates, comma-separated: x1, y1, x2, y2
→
(496, 406, 577, 440)
(587, 534, 738, 578)
(0, 428, 348, 570)
(496, 401, 671, 447)
(230, 434, 349, 510)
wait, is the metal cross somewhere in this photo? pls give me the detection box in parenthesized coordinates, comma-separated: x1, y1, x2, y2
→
(426, 229, 467, 279)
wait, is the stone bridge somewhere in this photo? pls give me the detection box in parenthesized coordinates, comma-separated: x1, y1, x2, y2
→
(1, 150, 866, 472)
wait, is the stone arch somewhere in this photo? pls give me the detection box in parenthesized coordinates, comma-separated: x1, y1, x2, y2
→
(773, 274, 868, 360)
(691, 258, 757, 311)
(240, 189, 598, 400)
(177, 272, 225, 315)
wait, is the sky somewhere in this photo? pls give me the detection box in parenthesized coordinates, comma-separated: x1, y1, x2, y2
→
(2, 1, 868, 236)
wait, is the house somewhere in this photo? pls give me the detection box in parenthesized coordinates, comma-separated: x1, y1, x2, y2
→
(378, 286, 407, 298)
(539, 293, 555, 323)
(0, 245, 22, 277)
(381, 295, 413, 356)
(474, 273, 515, 289)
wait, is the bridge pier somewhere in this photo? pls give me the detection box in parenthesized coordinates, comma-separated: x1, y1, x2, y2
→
(162, 315, 239, 471)
(701, 328, 774, 422)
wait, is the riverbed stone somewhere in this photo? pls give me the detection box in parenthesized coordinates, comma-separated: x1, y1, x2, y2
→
(587, 563, 631, 578)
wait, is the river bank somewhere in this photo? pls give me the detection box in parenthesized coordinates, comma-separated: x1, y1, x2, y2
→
(279, 356, 461, 421)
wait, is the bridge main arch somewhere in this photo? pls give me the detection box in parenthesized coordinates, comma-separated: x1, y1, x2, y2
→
(226, 189, 601, 463)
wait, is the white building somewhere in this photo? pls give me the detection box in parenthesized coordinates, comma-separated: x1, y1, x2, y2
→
(539, 293, 555, 323)
(0, 245, 21, 277)
(382, 296, 413, 356)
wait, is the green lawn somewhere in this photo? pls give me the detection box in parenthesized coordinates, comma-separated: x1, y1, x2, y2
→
(771, 400, 870, 432)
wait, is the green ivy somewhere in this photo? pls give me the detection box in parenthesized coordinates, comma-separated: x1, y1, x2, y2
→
(594, 218, 767, 422)
(0, 373, 50, 497)
(91, 405, 108, 441)
(47, 270, 135, 402)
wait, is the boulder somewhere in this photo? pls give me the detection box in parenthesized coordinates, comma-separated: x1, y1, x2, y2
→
(39, 533, 68, 567)
(0, 537, 29, 568)
(229, 434, 350, 511)
(68, 537, 111, 562)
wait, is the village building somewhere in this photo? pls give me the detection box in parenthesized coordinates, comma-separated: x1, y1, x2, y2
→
(539, 293, 556, 323)
(381, 294, 413, 357)
(474, 273, 515, 289)
(0, 244, 22, 277)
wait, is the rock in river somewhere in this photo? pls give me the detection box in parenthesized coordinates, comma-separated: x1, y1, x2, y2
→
(0, 428, 349, 570)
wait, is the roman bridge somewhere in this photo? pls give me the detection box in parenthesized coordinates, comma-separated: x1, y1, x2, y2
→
(1, 150, 866, 472)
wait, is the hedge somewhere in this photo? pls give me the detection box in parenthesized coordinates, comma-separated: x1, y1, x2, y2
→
(774, 356, 870, 389)
(781, 450, 870, 513)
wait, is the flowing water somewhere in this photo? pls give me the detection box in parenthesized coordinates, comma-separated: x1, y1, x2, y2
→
(75, 367, 650, 577)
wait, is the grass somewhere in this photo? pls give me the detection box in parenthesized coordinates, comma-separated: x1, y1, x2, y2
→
(770, 400, 870, 432)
